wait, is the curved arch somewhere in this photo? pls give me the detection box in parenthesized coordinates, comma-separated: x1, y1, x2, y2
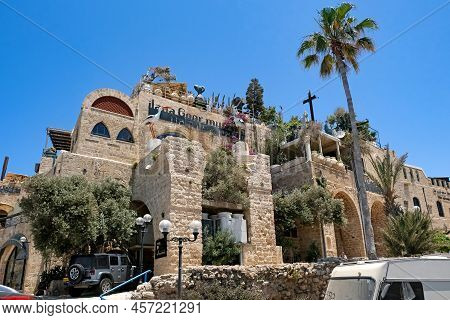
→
(91, 122, 110, 138)
(117, 128, 134, 143)
(92, 96, 133, 117)
(0, 233, 28, 291)
(130, 201, 154, 273)
(333, 192, 366, 258)
(371, 201, 388, 257)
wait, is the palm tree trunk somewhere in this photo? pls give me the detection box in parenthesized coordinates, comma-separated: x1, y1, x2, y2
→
(336, 57, 377, 260)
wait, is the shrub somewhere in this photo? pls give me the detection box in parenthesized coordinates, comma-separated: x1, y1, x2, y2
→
(202, 148, 248, 207)
(306, 241, 321, 262)
(432, 232, 450, 253)
(202, 230, 240, 266)
(183, 281, 263, 300)
(383, 210, 436, 256)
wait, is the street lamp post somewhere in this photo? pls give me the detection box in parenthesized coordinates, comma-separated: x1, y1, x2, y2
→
(158, 219, 201, 299)
(135, 214, 152, 280)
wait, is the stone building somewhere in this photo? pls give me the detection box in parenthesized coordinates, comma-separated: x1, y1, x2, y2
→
(0, 78, 281, 293)
(0, 73, 448, 294)
(271, 130, 450, 261)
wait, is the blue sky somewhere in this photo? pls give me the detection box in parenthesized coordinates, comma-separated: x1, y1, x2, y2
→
(0, 0, 449, 177)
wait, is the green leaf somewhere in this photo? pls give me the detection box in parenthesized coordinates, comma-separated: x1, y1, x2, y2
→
(320, 54, 335, 77)
(302, 54, 319, 68)
(355, 18, 378, 32)
(336, 3, 354, 20)
(356, 36, 375, 52)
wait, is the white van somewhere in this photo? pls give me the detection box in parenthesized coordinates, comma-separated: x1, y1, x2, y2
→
(325, 256, 450, 300)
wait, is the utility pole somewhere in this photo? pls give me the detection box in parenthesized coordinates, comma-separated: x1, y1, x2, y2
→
(302, 90, 317, 122)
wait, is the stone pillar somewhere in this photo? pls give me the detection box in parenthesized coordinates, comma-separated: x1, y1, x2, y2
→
(336, 141, 341, 161)
(239, 153, 283, 265)
(305, 135, 312, 161)
(318, 135, 323, 155)
(38, 156, 54, 174)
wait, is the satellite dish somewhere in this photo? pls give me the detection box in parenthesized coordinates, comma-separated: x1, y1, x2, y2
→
(335, 130, 346, 139)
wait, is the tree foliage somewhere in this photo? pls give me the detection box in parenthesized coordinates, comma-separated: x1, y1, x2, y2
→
(245, 78, 264, 118)
(202, 230, 240, 266)
(273, 185, 345, 244)
(432, 232, 450, 253)
(20, 175, 137, 258)
(383, 210, 436, 257)
(367, 146, 407, 216)
(202, 148, 249, 207)
(297, 3, 377, 77)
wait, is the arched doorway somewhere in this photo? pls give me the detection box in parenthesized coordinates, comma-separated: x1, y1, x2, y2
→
(371, 201, 388, 257)
(333, 192, 366, 258)
(0, 234, 28, 291)
(129, 201, 155, 275)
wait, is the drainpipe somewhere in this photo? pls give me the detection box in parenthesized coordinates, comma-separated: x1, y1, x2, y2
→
(1, 156, 9, 181)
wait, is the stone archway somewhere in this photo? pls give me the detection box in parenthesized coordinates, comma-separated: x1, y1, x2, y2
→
(0, 234, 28, 291)
(371, 201, 388, 257)
(333, 192, 366, 258)
(129, 201, 155, 275)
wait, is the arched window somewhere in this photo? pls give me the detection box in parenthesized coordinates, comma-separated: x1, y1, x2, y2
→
(91, 122, 110, 138)
(413, 197, 421, 210)
(117, 128, 134, 143)
(437, 201, 444, 217)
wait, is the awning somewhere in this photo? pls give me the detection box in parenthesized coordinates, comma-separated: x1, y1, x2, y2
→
(47, 128, 72, 151)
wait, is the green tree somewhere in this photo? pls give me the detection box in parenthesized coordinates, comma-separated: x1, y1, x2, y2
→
(202, 230, 240, 265)
(202, 148, 249, 207)
(367, 146, 408, 216)
(297, 2, 378, 259)
(273, 185, 344, 257)
(245, 78, 264, 118)
(383, 210, 436, 257)
(92, 179, 138, 249)
(20, 175, 137, 259)
(259, 106, 279, 126)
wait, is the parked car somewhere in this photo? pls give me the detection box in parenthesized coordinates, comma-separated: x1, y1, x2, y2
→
(64, 253, 136, 297)
(0, 285, 35, 300)
(325, 256, 450, 300)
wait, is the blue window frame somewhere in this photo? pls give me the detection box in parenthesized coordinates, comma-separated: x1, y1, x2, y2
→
(91, 122, 110, 138)
(117, 128, 134, 143)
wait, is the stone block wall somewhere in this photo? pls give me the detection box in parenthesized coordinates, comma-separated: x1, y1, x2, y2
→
(240, 153, 283, 265)
(132, 137, 206, 275)
(131, 262, 339, 300)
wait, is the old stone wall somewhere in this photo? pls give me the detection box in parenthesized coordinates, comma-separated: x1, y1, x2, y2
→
(132, 262, 338, 300)
(132, 137, 206, 275)
(239, 152, 283, 265)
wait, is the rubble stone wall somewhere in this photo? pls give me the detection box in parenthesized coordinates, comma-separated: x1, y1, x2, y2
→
(132, 262, 339, 300)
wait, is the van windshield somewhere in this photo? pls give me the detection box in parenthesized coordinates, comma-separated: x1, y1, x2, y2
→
(325, 278, 376, 300)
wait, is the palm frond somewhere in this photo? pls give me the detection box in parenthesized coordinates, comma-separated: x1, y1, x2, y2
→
(320, 54, 335, 78)
(356, 36, 375, 52)
(302, 54, 319, 69)
(297, 35, 317, 57)
(355, 18, 378, 33)
(335, 3, 354, 20)
(315, 34, 328, 53)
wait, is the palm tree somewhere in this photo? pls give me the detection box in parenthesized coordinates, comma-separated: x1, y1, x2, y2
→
(367, 146, 408, 216)
(383, 210, 436, 257)
(297, 3, 378, 259)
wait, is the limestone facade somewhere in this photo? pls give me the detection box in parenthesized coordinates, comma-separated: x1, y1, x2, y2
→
(0, 82, 280, 293)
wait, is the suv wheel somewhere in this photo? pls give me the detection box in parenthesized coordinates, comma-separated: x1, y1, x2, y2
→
(98, 278, 113, 295)
(68, 264, 85, 285)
